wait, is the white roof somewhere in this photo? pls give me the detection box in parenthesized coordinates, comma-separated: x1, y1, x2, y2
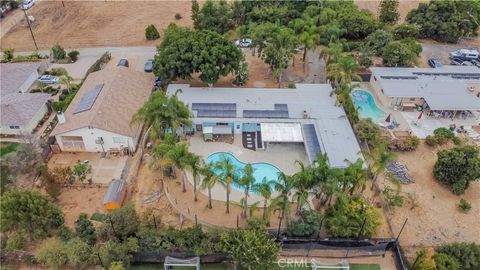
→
(261, 123, 303, 142)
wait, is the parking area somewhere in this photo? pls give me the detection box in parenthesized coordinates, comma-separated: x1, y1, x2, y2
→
(419, 38, 480, 67)
(48, 152, 128, 184)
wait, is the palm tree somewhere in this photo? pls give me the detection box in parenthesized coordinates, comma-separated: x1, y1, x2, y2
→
(236, 164, 256, 218)
(186, 153, 202, 202)
(290, 18, 320, 63)
(272, 172, 295, 231)
(152, 135, 192, 192)
(344, 158, 368, 195)
(327, 55, 362, 84)
(323, 170, 341, 206)
(59, 74, 74, 93)
(200, 162, 221, 209)
(252, 177, 275, 221)
(322, 42, 343, 66)
(363, 146, 396, 190)
(215, 155, 238, 214)
(131, 89, 192, 140)
(292, 160, 315, 214)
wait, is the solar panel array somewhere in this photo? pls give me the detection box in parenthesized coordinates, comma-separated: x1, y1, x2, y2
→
(243, 104, 289, 118)
(74, 84, 104, 114)
(302, 124, 321, 162)
(192, 103, 236, 118)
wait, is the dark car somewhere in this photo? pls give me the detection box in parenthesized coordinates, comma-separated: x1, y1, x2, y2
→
(427, 58, 443, 68)
(450, 57, 463, 66)
(144, 59, 154, 72)
(117, 59, 129, 67)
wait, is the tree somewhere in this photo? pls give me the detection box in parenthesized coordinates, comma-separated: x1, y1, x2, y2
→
(363, 145, 396, 190)
(236, 163, 256, 218)
(38, 167, 62, 200)
(75, 213, 96, 244)
(436, 242, 480, 270)
(379, 0, 399, 25)
(433, 145, 480, 195)
(382, 41, 416, 67)
(154, 25, 244, 86)
(35, 238, 68, 270)
(271, 172, 295, 227)
(407, 0, 480, 43)
(290, 17, 320, 62)
(252, 177, 275, 221)
(365, 29, 393, 56)
(0, 162, 14, 194)
(338, 7, 378, 39)
(412, 248, 436, 270)
(65, 238, 95, 270)
(433, 253, 460, 270)
(60, 73, 74, 93)
(96, 238, 139, 268)
(71, 162, 92, 183)
(194, 0, 232, 34)
(356, 118, 381, 146)
(200, 162, 221, 209)
(287, 210, 322, 237)
(233, 60, 249, 86)
(191, 0, 200, 28)
(325, 195, 382, 238)
(1, 189, 64, 239)
(215, 155, 239, 213)
(343, 159, 368, 195)
(186, 153, 202, 201)
(327, 55, 361, 84)
(131, 90, 192, 139)
(51, 43, 66, 60)
(221, 229, 280, 270)
(98, 203, 139, 241)
(393, 23, 420, 40)
(6, 133, 42, 175)
(145, 24, 160, 40)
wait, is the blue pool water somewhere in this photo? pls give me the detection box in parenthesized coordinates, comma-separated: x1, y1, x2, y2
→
(206, 152, 280, 191)
(351, 89, 386, 123)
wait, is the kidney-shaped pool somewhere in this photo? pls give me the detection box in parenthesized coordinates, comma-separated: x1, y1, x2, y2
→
(351, 89, 386, 123)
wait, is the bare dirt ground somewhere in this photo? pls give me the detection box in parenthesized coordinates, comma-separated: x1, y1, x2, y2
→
(57, 186, 107, 228)
(354, 0, 429, 22)
(378, 142, 480, 259)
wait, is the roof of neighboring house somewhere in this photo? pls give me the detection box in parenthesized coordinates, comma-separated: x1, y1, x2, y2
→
(51, 63, 153, 137)
(103, 179, 126, 204)
(370, 66, 480, 111)
(167, 84, 363, 168)
(1, 93, 51, 126)
(0, 62, 44, 96)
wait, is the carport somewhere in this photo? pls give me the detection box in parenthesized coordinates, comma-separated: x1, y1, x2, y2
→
(260, 123, 304, 149)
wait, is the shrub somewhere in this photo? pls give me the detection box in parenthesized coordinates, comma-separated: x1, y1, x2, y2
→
(458, 198, 472, 212)
(355, 119, 381, 146)
(35, 238, 68, 270)
(400, 38, 422, 56)
(388, 136, 419, 151)
(57, 225, 74, 241)
(412, 248, 436, 270)
(68, 50, 80, 62)
(65, 238, 94, 270)
(51, 44, 66, 60)
(287, 83, 296, 89)
(174, 13, 182, 20)
(287, 210, 322, 237)
(365, 29, 393, 56)
(425, 135, 438, 146)
(436, 243, 480, 270)
(5, 232, 25, 251)
(344, 41, 364, 52)
(2, 48, 14, 62)
(145, 24, 160, 40)
(433, 127, 455, 145)
(433, 253, 460, 270)
(383, 186, 404, 207)
(382, 41, 416, 67)
(74, 213, 96, 244)
(393, 23, 420, 39)
(452, 136, 462, 145)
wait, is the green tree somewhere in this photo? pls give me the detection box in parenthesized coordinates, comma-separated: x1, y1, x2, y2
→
(51, 44, 66, 60)
(338, 7, 378, 39)
(186, 153, 202, 201)
(363, 145, 396, 190)
(68, 50, 80, 61)
(356, 118, 381, 146)
(437, 242, 480, 270)
(145, 24, 160, 40)
(271, 172, 295, 227)
(233, 60, 249, 86)
(379, 0, 399, 25)
(96, 238, 139, 268)
(200, 162, 221, 209)
(131, 90, 192, 139)
(215, 155, 239, 213)
(194, 0, 232, 34)
(365, 29, 393, 56)
(393, 23, 420, 39)
(60, 73, 74, 93)
(344, 159, 368, 195)
(99, 203, 140, 241)
(191, 0, 200, 28)
(290, 17, 320, 62)
(236, 163, 256, 218)
(65, 238, 95, 270)
(412, 248, 436, 270)
(382, 41, 416, 67)
(433, 253, 460, 270)
(1, 189, 64, 239)
(327, 55, 361, 84)
(325, 195, 382, 238)
(287, 210, 322, 237)
(252, 177, 275, 221)
(433, 145, 480, 195)
(221, 228, 280, 270)
(75, 213, 96, 244)
(35, 238, 68, 270)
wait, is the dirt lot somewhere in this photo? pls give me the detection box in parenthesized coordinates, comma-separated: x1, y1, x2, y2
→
(57, 186, 107, 228)
(378, 142, 480, 259)
(354, 0, 428, 22)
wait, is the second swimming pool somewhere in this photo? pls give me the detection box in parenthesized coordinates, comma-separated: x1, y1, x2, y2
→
(351, 89, 386, 123)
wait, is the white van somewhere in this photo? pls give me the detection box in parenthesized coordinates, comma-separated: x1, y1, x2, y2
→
(21, 0, 35, 10)
(449, 49, 479, 61)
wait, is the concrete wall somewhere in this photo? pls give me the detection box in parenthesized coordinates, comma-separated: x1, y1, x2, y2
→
(55, 127, 136, 152)
(0, 103, 47, 135)
(18, 70, 39, 93)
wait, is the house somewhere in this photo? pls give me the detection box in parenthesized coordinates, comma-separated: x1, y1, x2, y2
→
(369, 66, 480, 115)
(0, 62, 47, 96)
(103, 179, 127, 211)
(50, 62, 152, 153)
(0, 93, 51, 135)
(167, 84, 363, 168)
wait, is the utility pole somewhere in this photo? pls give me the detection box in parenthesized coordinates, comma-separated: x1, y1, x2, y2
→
(23, 9, 38, 50)
(61, 1, 65, 7)
(395, 218, 408, 244)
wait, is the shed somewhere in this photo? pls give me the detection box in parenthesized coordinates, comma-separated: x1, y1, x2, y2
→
(103, 179, 127, 211)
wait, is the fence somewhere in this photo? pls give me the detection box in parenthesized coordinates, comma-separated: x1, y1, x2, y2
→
(132, 250, 227, 264)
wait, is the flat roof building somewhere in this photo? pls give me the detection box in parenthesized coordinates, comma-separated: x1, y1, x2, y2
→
(167, 84, 363, 168)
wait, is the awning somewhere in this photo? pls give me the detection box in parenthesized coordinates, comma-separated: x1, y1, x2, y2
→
(260, 123, 303, 142)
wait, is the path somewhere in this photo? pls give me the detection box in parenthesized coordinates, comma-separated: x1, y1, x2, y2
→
(302, 48, 327, 84)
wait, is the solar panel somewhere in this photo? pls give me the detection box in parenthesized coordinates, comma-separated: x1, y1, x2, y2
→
(74, 84, 104, 114)
(302, 124, 321, 162)
(243, 104, 289, 118)
(192, 103, 236, 118)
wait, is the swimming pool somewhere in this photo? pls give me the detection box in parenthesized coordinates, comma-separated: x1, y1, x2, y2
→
(206, 152, 280, 191)
(351, 89, 386, 123)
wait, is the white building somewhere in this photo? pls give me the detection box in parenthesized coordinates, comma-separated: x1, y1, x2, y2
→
(167, 84, 363, 168)
(51, 63, 152, 153)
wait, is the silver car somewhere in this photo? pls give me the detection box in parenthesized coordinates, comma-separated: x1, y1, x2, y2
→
(144, 59, 153, 72)
(37, 75, 59, 84)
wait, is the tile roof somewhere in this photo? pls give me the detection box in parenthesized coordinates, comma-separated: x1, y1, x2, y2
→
(51, 64, 153, 137)
(1, 93, 51, 126)
(0, 62, 44, 96)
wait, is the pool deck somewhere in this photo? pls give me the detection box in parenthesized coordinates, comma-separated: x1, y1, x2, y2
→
(186, 133, 309, 204)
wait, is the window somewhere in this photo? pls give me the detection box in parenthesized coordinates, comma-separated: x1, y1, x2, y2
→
(216, 123, 228, 126)
(113, 137, 126, 144)
(9, 126, 20, 129)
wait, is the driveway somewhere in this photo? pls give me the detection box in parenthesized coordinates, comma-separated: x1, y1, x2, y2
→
(419, 38, 480, 67)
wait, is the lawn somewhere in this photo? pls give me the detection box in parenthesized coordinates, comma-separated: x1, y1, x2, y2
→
(131, 263, 381, 270)
(0, 142, 19, 158)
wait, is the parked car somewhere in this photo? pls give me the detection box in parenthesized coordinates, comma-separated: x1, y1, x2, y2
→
(461, 61, 474, 66)
(427, 58, 443, 68)
(21, 0, 35, 10)
(37, 75, 59, 84)
(470, 59, 480, 68)
(235, 38, 252, 48)
(154, 77, 162, 89)
(449, 48, 479, 61)
(117, 59, 129, 67)
(450, 57, 464, 66)
(144, 59, 154, 72)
